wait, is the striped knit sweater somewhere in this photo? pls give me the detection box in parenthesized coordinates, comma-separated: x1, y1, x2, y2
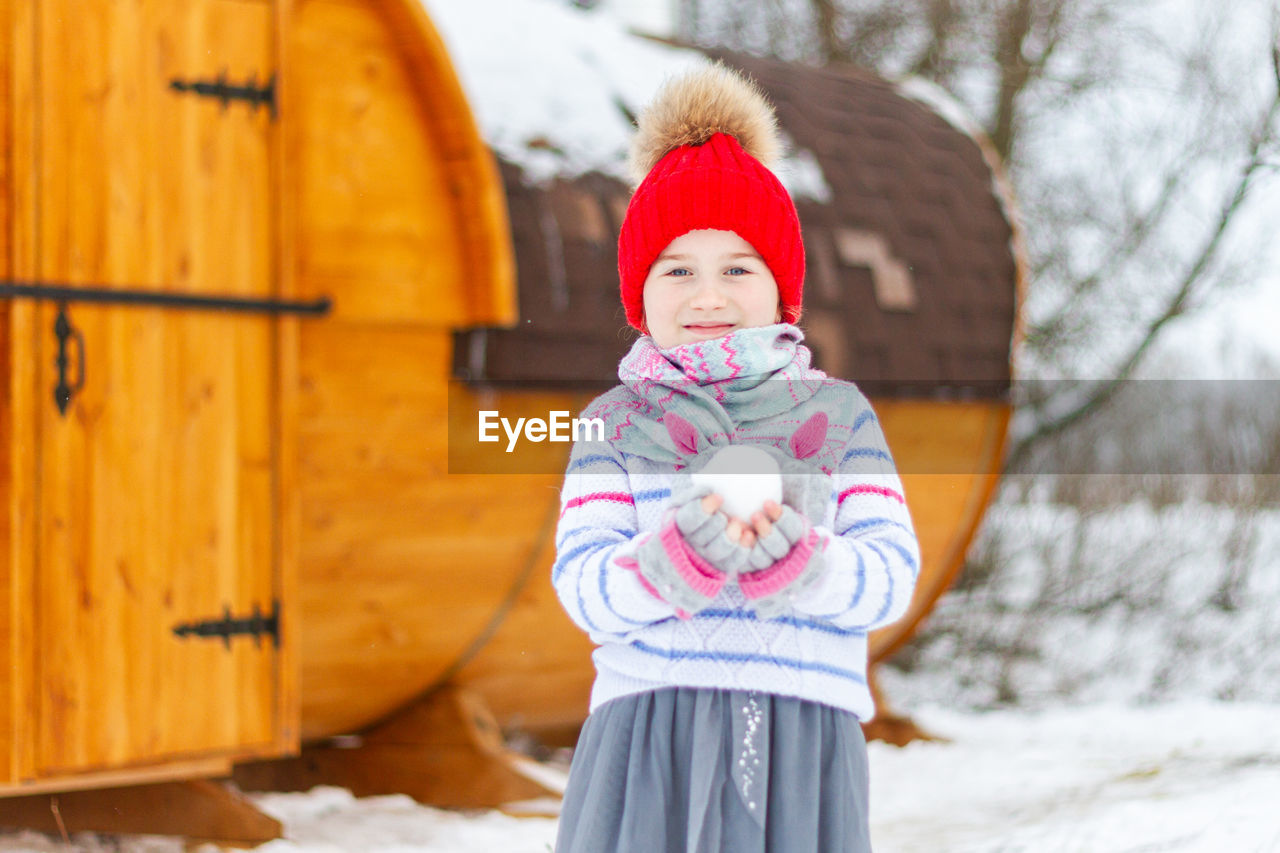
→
(552, 378, 920, 721)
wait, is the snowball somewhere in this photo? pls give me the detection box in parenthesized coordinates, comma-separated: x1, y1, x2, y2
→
(690, 446, 783, 520)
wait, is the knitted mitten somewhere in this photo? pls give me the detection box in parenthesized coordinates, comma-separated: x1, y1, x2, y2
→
(738, 504, 827, 619)
(673, 486, 752, 571)
(778, 464, 833, 528)
(634, 483, 750, 617)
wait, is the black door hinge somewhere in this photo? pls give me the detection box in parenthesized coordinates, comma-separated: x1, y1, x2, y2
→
(0, 281, 331, 316)
(1, 281, 331, 417)
(172, 600, 281, 650)
(170, 71, 276, 118)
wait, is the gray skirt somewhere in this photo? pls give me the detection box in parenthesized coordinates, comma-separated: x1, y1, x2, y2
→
(555, 687, 871, 853)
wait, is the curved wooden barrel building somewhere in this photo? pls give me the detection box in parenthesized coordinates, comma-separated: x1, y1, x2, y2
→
(0, 0, 1021, 830)
(283, 6, 1022, 750)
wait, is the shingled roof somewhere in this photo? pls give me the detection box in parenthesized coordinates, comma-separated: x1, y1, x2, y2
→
(452, 50, 1021, 399)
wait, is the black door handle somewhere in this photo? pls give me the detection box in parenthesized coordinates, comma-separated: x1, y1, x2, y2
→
(53, 303, 86, 416)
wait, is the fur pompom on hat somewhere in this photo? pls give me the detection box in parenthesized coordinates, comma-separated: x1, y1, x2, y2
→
(618, 62, 805, 332)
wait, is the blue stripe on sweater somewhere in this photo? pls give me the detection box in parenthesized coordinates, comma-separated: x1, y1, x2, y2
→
(696, 609, 866, 638)
(634, 488, 671, 503)
(850, 410, 876, 435)
(627, 639, 866, 685)
(573, 549, 602, 634)
(573, 546, 645, 633)
(557, 538, 651, 631)
(847, 547, 867, 616)
(567, 453, 624, 473)
(841, 446, 894, 465)
(556, 526, 635, 550)
(596, 548, 649, 629)
(865, 541, 897, 624)
(837, 516, 912, 538)
(837, 519, 917, 579)
(552, 540, 600, 584)
(879, 537, 920, 576)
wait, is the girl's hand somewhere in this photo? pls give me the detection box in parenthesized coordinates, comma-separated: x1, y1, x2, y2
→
(699, 492, 755, 551)
(748, 500, 785, 540)
(737, 500, 827, 619)
(722, 499, 784, 548)
(672, 489, 751, 575)
(634, 486, 750, 617)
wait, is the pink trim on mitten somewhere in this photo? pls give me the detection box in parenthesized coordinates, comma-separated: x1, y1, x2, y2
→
(738, 528, 820, 600)
(658, 520, 729, 599)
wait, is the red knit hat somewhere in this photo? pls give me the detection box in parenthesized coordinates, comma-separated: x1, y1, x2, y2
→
(618, 65, 805, 331)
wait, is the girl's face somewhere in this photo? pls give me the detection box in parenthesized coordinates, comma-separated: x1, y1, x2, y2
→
(641, 229, 781, 349)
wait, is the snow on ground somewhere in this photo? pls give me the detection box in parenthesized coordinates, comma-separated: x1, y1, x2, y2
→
(871, 702, 1280, 853)
(3, 700, 1278, 852)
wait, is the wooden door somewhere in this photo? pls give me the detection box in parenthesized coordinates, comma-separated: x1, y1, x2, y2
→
(30, 0, 282, 775)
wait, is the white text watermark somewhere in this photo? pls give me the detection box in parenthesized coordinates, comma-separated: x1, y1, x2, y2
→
(478, 410, 605, 453)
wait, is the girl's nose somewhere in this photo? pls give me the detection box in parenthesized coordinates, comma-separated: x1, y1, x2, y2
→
(689, 279, 728, 309)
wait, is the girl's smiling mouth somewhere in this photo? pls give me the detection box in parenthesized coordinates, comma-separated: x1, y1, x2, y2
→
(683, 322, 736, 335)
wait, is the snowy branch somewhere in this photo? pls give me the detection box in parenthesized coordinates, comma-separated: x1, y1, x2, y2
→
(1010, 83, 1280, 463)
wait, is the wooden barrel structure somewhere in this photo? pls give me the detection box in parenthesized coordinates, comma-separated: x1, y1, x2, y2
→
(1, 0, 1021, 832)
(284, 9, 1023, 747)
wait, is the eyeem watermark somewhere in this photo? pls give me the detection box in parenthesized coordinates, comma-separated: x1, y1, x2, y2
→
(478, 410, 605, 453)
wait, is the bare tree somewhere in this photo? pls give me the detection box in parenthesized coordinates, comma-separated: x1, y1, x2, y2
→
(679, 0, 1280, 469)
(675, 0, 1280, 711)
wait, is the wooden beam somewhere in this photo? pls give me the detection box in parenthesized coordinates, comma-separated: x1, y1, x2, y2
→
(0, 779, 282, 845)
(860, 664, 948, 747)
(234, 685, 558, 809)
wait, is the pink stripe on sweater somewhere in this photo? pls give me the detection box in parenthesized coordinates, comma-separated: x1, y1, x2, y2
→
(561, 491, 636, 517)
(837, 484, 905, 505)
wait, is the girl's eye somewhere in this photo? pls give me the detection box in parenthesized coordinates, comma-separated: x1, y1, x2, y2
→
(666, 267, 691, 277)
(726, 266, 751, 276)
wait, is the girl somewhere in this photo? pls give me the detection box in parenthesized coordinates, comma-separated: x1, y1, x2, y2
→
(552, 63, 919, 853)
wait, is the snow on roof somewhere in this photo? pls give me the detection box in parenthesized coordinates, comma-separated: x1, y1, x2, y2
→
(774, 140, 833, 204)
(420, 0, 703, 183)
(894, 75, 987, 141)
(419, 0, 832, 200)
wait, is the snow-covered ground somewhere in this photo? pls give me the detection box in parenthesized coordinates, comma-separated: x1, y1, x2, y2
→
(3, 700, 1278, 852)
(870, 702, 1280, 852)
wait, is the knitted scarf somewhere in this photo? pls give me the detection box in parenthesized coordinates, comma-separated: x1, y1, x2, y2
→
(588, 324, 848, 470)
